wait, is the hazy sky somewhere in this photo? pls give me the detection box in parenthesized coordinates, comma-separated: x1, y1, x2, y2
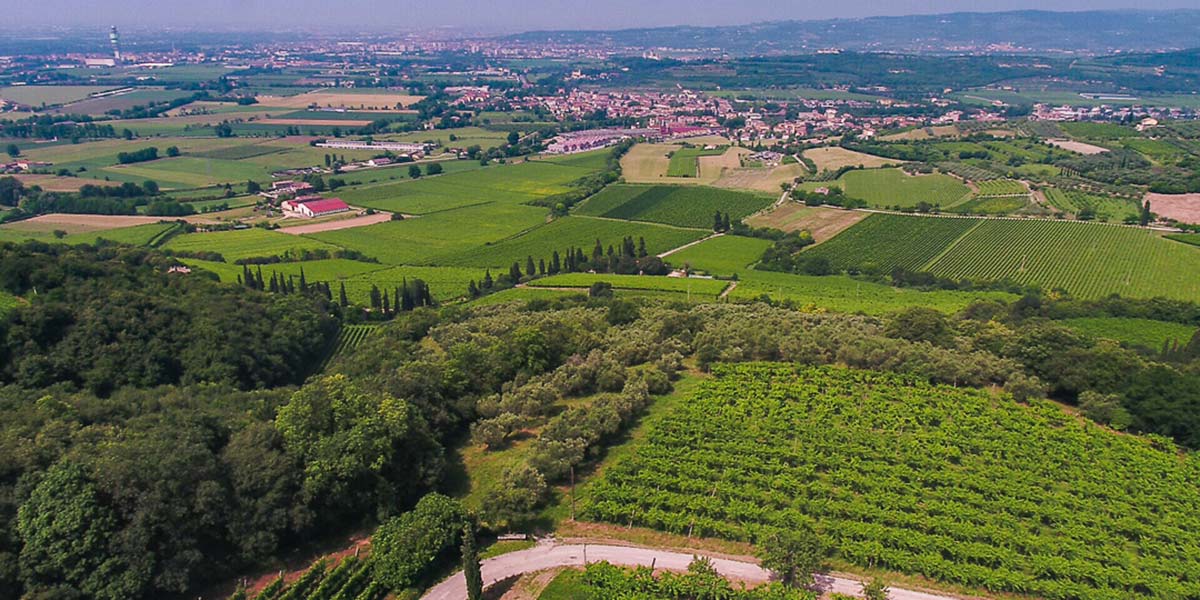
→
(7, 0, 1198, 31)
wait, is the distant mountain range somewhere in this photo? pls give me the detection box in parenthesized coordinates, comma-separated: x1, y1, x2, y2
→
(502, 10, 1200, 55)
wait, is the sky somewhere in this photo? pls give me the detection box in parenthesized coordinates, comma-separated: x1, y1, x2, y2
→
(6, 0, 1198, 32)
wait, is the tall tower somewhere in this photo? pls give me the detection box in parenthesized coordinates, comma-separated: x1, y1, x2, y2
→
(109, 26, 122, 64)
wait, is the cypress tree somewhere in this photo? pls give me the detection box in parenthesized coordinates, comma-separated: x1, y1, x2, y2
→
(539, 258, 546, 275)
(339, 282, 349, 307)
(255, 266, 265, 290)
(509, 261, 522, 282)
(394, 287, 401, 312)
(382, 291, 390, 315)
(483, 269, 494, 289)
(592, 239, 604, 266)
(1140, 200, 1152, 226)
(369, 285, 381, 309)
(298, 267, 308, 293)
(714, 210, 723, 231)
(468, 280, 479, 297)
(401, 278, 415, 311)
(421, 281, 433, 306)
(526, 255, 536, 279)
(551, 250, 561, 274)
(463, 522, 483, 600)
(638, 236, 647, 257)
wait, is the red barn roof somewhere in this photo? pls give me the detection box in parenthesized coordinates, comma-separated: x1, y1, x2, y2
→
(299, 198, 350, 214)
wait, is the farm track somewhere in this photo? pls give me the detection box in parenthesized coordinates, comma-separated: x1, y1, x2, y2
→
(657, 232, 724, 258)
(421, 540, 970, 600)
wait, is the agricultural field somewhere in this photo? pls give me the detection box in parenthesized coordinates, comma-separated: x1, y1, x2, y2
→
(1167, 233, 1200, 247)
(100, 156, 269, 189)
(620, 142, 735, 185)
(729, 270, 1014, 314)
(323, 325, 379, 369)
(308, 201, 549, 265)
(336, 161, 584, 214)
(577, 184, 773, 229)
(1043, 189, 1140, 222)
(666, 145, 728, 177)
(528, 273, 731, 297)
(926, 219, 1200, 300)
(950, 195, 1032, 215)
(1059, 122, 1141, 141)
(973, 179, 1028, 196)
(665, 235, 772, 276)
(1063, 317, 1197, 350)
(712, 160, 807, 194)
(802, 147, 897, 172)
(1143, 193, 1200, 225)
(438, 216, 706, 269)
(0, 217, 182, 247)
(584, 363, 1200, 600)
(165, 228, 341, 262)
(802, 214, 981, 272)
(254, 89, 424, 110)
(45, 89, 195, 116)
(0, 85, 118, 107)
(745, 204, 867, 242)
(840, 168, 970, 209)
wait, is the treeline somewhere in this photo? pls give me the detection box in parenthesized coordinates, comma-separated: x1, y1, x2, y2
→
(530, 138, 633, 214)
(466, 236, 667, 299)
(116, 146, 159, 164)
(0, 114, 117, 140)
(0, 177, 195, 218)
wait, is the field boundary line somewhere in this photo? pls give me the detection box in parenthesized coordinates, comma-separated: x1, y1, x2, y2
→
(574, 214, 711, 233)
(920, 219, 984, 271)
(658, 232, 724, 258)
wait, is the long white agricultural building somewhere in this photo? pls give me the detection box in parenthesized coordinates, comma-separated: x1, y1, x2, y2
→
(315, 140, 432, 152)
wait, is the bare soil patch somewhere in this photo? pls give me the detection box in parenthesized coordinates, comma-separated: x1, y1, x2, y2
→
(2, 213, 171, 233)
(1046, 139, 1110, 155)
(714, 162, 807, 193)
(257, 118, 373, 127)
(804, 146, 897, 171)
(1144, 192, 1200, 224)
(11, 174, 117, 192)
(746, 204, 868, 242)
(255, 91, 425, 110)
(277, 212, 393, 234)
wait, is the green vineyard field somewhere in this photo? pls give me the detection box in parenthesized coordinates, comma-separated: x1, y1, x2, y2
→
(583, 363, 1200, 600)
(578, 184, 773, 229)
(801, 214, 980, 272)
(926, 219, 1200, 300)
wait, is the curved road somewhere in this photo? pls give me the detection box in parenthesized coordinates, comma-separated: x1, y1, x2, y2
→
(421, 540, 972, 600)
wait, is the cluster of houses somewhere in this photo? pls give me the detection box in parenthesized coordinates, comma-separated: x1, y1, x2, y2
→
(1, 160, 52, 174)
(544, 125, 724, 154)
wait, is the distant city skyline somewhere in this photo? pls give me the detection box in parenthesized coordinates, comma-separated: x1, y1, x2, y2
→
(6, 1, 1199, 32)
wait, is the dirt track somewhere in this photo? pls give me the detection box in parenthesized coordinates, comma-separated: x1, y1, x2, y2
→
(277, 212, 393, 235)
(421, 541, 977, 600)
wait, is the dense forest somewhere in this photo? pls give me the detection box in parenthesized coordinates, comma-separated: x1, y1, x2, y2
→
(1, 242, 1199, 599)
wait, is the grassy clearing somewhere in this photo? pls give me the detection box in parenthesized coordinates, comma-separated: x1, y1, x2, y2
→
(729, 271, 1015, 314)
(165, 228, 340, 261)
(841, 168, 970, 209)
(665, 235, 771, 276)
(1043, 189, 1140, 222)
(439, 216, 707, 269)
(100, 156, 268, 189)
(1063, 317, 1197, 350)
(576, 185, 772, 229)
(803, 147, 897, 172)
(309, 202, 549, 265)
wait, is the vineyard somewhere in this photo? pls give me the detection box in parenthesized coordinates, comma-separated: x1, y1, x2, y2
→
(973, 179, 1028, 196)
(950, 195, 1031, 215)
(583, 364, 1200, 600)
(937, 162, 1002, 182)
(926, 219, 1200, 300)
(1167, 233, 1200, 248)
(840, 168, 970, 209)
(1042, 189, 1140, 222)
(576, 184, 773, 229)
(801, 214, 980, 272)
(322, 325, 378, 370)
(232, 556, 380, 600)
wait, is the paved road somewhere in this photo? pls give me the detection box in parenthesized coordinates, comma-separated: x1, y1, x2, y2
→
(421, 541, 974, 600)
(658, 232, 723, 258)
